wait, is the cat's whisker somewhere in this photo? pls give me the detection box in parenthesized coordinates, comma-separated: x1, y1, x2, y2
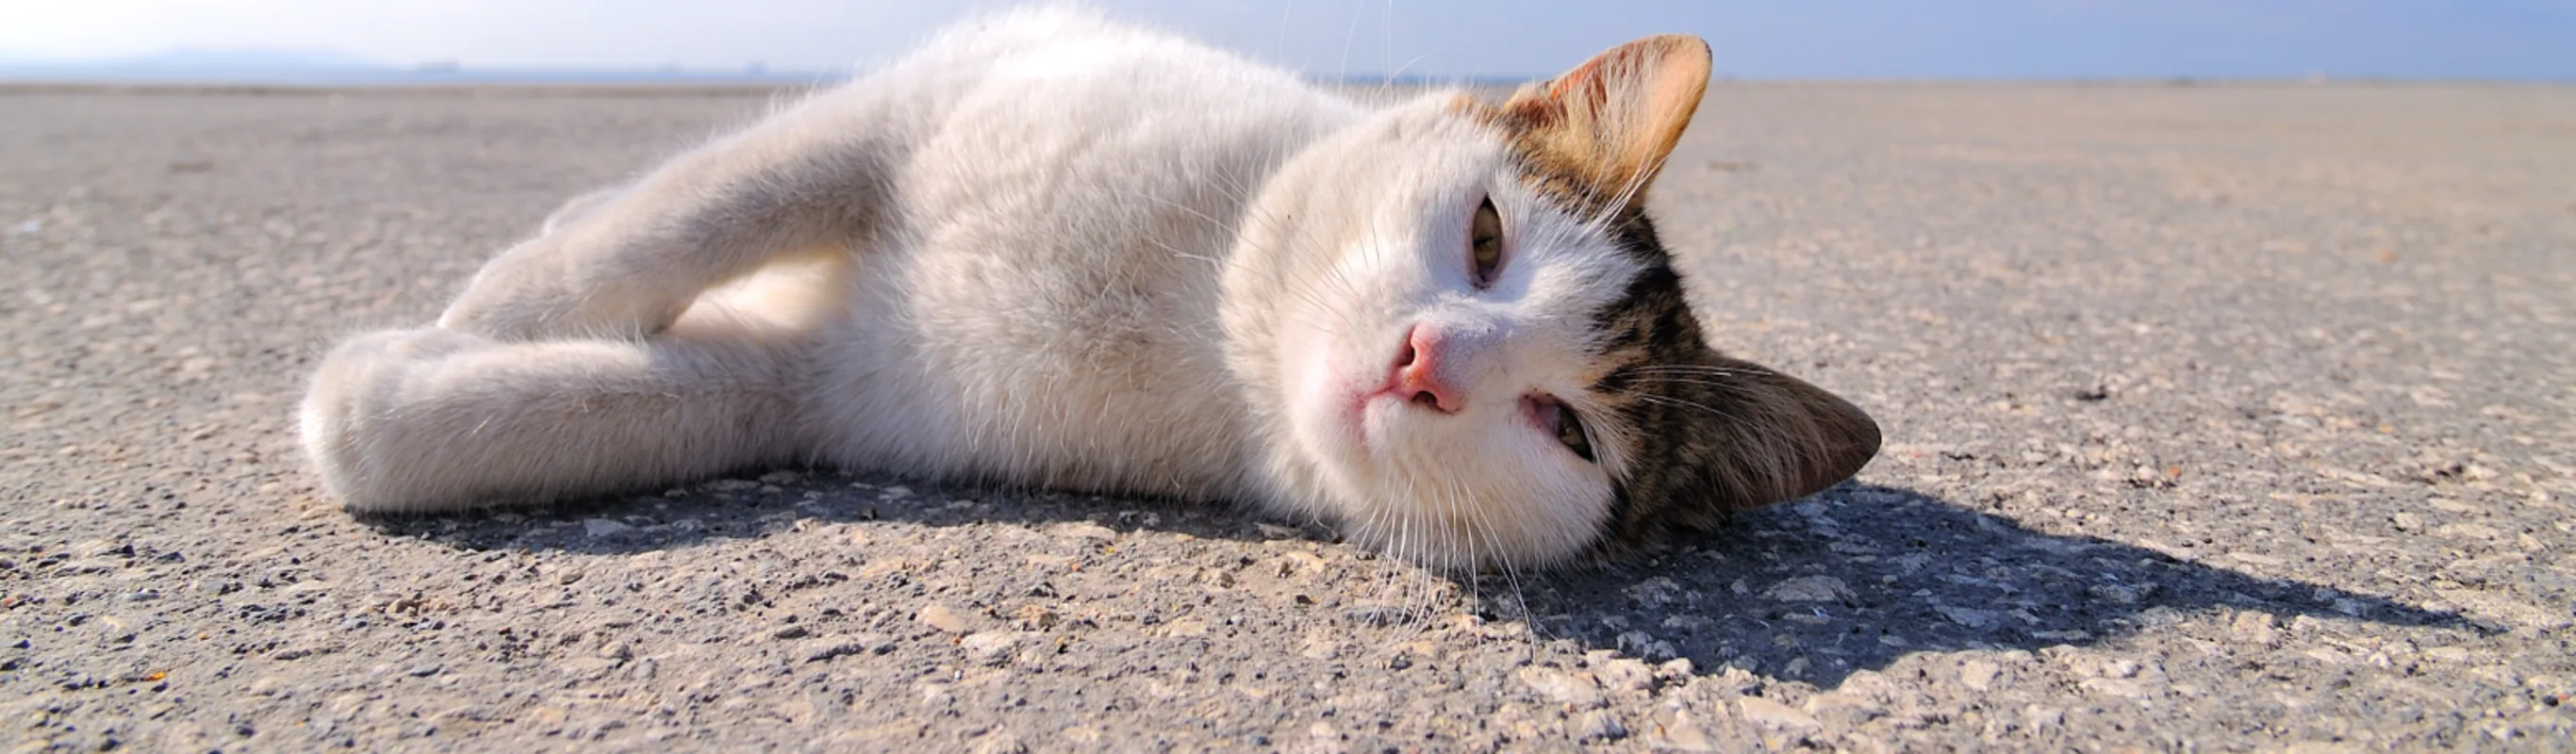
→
(1627, 364, 1760, 372)
(1137, 236, 1225, 270)
(1436, 462, 1536, 642)
(1631, 393, 1752, 425)
(1629, 375, 1761, 392)
(1627, 369, 1763, 384)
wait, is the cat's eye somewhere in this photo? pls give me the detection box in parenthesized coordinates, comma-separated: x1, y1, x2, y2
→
(1531, 396, 1596, 463)
(1468, 197, 1504, 287)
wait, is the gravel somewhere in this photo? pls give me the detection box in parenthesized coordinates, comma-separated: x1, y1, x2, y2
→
(2, 82, 2572, 750)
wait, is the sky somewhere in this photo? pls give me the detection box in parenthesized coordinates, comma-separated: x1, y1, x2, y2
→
(3, 0, 2571, 80)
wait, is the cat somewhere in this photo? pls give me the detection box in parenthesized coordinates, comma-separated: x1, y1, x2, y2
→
(297, 8, 1880, 571)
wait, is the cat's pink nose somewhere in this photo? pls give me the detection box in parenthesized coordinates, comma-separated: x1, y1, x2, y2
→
(1392, 325, 1462, 414)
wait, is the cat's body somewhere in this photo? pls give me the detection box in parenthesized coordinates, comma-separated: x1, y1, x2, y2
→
(300, 8, 1880, 569)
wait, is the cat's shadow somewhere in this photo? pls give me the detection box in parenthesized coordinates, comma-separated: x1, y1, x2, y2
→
(365, 473, 2479, 688)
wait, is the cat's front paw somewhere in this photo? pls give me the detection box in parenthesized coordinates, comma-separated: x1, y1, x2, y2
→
(435, 278, 594, 341)
(298, 328, 491, 511)
(435, 245, 670, 341)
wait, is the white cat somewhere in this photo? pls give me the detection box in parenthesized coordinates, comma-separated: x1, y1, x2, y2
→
(298, 8, 1878, 570)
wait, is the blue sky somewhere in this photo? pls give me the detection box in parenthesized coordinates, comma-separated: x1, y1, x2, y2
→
(5, 0, 2571, 80)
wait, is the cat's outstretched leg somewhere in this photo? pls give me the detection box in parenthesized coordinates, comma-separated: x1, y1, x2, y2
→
(537, 186, 623, 236)
(438, 99, 897, 341)
(298, 326, 809, 512)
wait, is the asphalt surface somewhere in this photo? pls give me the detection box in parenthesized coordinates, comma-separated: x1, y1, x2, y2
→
(3, 83, 2572, 751)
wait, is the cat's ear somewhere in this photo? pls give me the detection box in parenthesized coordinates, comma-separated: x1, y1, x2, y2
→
(1496, 34, 1711, 203)
(1598, 349, 1880, 546)
(1677, 353, 1880, 520)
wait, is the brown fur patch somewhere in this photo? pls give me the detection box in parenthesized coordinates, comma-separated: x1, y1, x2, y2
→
(1459, 34, 1709, 222)
(1584, 285, 1883, 555)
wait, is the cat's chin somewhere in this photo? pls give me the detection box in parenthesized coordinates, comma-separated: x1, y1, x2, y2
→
(1278, 393, 1613, 570)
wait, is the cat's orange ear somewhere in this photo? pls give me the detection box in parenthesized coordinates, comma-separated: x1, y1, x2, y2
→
(1496, 35, 1710, 203)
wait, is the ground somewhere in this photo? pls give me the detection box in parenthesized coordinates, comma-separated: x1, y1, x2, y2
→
(2, 82, 2571, 751)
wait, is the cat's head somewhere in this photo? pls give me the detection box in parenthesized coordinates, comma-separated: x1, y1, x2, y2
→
(1222, 35, 1879, 570)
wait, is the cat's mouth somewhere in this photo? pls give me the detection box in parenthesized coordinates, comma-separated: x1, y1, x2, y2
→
(1341, 324, 1473, 455)
(1356, 377, 1456, 419)
(1344, 389, 1412, 457)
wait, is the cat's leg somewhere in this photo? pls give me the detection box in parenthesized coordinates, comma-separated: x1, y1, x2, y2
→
(298, 324, 810, 512)
(438, 99, 897, 341)
(537, 186, 624, 236)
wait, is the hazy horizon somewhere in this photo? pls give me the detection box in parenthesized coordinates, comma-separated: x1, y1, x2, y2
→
(6, 2, 2572, 82)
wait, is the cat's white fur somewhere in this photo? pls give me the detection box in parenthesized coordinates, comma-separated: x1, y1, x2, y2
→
(300, 8, 1697, 568)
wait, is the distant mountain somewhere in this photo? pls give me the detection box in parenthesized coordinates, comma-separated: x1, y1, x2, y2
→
(0, 47, 835, 87)
(91, 48, 391, 72)
(0, 47, 391, 80)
